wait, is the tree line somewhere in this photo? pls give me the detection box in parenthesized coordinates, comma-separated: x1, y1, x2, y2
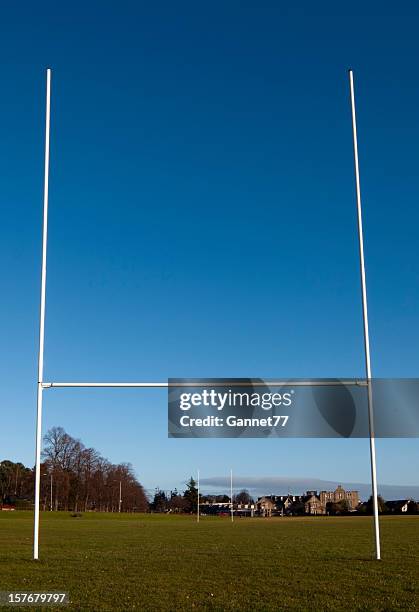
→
(1, 432, 253, 515)
(0, 460, 33, 506)
(1, 426, 148, 512)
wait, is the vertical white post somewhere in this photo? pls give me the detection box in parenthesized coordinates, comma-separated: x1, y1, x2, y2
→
(119, 481, 122, 513)
(197, 470, 200, 523)
(50, 473, 53, 511)
(34, 68, 52, 560)
(348, 69, 381, 560)
(230, 469, 234, 523)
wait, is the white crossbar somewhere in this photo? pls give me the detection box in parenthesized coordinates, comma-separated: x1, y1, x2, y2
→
(41, 380, 367, 389)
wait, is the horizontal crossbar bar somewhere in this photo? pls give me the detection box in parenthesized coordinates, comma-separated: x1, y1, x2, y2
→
(41, 380, 367, 389)
(41, 382, 168, 388)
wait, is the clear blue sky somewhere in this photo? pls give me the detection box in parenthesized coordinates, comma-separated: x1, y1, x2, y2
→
(1, 3, 418, 497)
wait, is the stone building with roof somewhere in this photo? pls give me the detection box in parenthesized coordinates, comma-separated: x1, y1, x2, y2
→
(257, 486, 360, 516)
(319, 485, 359, 510)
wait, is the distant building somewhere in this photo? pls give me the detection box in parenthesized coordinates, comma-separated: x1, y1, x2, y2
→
(303, 492, 324, 515)
(320, 485, 359, 510)
(257, 496, 277, 517)
(235, 503, 255, 517)
(199, 501, 231, 515)
(257, 494, 311, 516)
(386, 499, 417, 514)
(256, 486, 360, 516)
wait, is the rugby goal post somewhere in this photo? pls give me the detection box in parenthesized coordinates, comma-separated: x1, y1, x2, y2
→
(32, 68, 381, 560)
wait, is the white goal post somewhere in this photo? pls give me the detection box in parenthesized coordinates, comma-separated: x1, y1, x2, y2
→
(32, 68, 381, 561)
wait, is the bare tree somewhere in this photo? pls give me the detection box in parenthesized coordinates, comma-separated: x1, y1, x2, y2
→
(234, 489, 254, 505)
(41, 427, 148, 512)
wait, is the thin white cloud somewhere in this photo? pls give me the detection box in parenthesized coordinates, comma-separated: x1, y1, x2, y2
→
(199, 475, 419, 500)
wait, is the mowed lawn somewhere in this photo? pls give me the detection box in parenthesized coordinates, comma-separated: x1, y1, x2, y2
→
(0, 513, 418, 612)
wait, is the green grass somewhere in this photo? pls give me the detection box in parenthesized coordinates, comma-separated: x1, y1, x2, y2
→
(0, 512, 418, 612)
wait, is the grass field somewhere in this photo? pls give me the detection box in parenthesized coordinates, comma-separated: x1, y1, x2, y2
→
(0, 512, 418, 612)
